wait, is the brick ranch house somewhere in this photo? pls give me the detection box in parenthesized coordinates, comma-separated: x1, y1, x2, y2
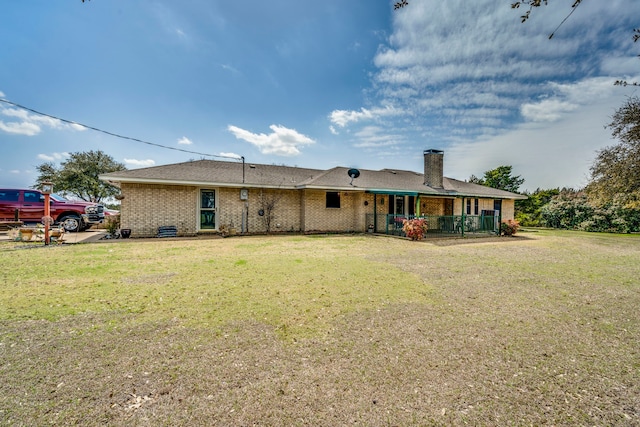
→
(100, 149, 526, 238)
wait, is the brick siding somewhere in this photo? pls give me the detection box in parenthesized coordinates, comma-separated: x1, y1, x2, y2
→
(119, 183, 516, 237)
(420, 197, 447, 216)
(302, 190, 369, 233)
(217, 188, 303, 233)
(120, 183, 197, 237)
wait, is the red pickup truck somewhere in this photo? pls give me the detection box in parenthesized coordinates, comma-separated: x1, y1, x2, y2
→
(0, 188, 105, 232)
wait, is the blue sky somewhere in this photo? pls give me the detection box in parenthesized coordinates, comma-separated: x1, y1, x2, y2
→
(2, 0, 639, 192)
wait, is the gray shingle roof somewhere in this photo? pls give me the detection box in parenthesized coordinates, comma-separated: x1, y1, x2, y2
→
(100, 159, 526, 200)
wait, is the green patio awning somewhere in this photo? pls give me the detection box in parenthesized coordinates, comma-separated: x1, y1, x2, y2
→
(366, 190, 420, 196)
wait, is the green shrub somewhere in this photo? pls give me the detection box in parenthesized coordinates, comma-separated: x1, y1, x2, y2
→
(500, 219, 519, 236)
(105, 214, 121, 236)
(542, 190, 640, 233)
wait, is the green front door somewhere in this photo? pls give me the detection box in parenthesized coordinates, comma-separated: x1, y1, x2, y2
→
(200, 189, 216, 230)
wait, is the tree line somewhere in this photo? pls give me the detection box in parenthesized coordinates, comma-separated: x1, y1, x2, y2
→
(473, 97, 640, 233)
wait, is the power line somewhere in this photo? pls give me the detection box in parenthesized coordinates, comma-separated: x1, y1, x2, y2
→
(0, 98, 242, 161)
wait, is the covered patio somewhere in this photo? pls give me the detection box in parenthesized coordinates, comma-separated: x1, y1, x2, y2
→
(366, 190, 502, 237)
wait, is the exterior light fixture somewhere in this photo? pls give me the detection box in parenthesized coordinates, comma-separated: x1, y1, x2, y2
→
(41, 182, 53, 194)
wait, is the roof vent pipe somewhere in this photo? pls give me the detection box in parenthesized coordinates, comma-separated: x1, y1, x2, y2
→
(424, 149, 444, 188)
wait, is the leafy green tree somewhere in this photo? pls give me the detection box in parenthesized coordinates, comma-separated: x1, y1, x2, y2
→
(34, 162, 58, 185)
(542, 188, 640, 232)
(34, 150, 126, 203)
(470, 165, 524, 193)
(467, 174, 484, 185)
(540, 189, 592, 229)
(586, 96, 640, 208)
(515, 187, 559, 226)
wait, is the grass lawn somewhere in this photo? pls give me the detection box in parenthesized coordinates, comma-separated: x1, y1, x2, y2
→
(0, 231, 639, 426)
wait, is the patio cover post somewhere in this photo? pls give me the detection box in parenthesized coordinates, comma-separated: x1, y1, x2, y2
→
(373, 195, 378, 233)
(461, 197, 465, 238)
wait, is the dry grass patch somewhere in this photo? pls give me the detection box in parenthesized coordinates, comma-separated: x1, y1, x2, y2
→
(0, 232, 639, 426)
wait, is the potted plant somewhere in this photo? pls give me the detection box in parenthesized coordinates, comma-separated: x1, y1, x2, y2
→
(19, 228, 34, 241)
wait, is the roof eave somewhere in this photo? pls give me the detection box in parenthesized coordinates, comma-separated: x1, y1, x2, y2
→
(455, 192, 528, 200)
(100, 175, 528, 199)
(98, 175, 298, 189)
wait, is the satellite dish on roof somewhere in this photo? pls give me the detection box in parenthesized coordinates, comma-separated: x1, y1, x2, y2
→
(347, 168, 360, 185)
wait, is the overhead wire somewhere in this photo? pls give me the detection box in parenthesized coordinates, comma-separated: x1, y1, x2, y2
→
(0, 98, 242, 161)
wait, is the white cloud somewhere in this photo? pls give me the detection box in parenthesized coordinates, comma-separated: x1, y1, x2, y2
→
(521, 77, 620, 122)
(124, 158, 156, 167)
(177, 136, 193, 145)
(219, 152, 242, 159)
(329, 106, 401, 128)
(221, 64, 240, 74)
(352, 126, 403, 149)
(445, 77, 630, 191)
(329, 108, 374, 127)
(600, 56, 640, 77)
(521, 99, 578, 122)
(0, 104, 86, 136)
(151, 3, 193, 44)
(0, 121, 40, 136)
(227, 124, 315, 156)
(370, 1, 640, 129)
(37, 152, 69, 162)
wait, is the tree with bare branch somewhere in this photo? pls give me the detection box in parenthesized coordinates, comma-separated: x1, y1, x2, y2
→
(258, 189, 284, 233)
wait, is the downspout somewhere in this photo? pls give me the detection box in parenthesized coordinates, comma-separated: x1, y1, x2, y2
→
(241, 156, 245, 184)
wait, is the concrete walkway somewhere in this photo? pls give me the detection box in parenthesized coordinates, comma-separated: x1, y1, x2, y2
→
(0, 229, 107, 244)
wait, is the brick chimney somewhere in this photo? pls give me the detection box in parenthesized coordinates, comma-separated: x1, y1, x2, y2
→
(423, 149, 444, 188)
